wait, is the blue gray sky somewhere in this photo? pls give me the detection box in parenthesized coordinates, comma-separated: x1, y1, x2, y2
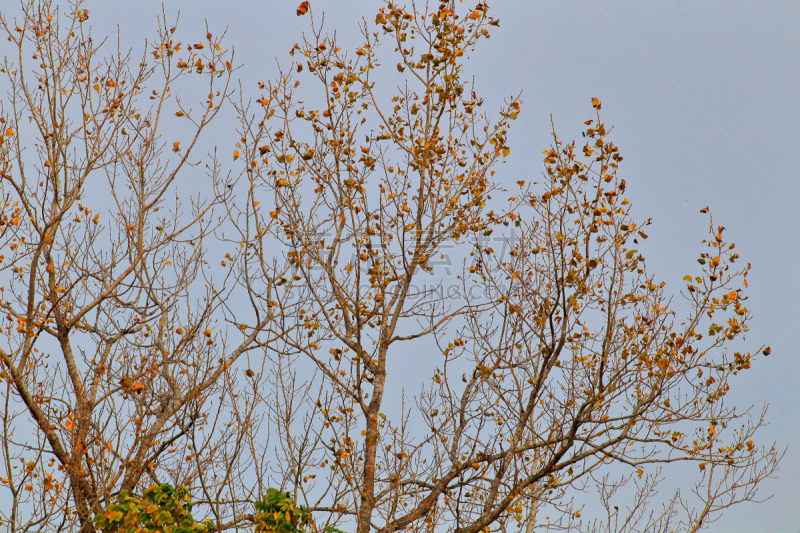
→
(83, 1, 800, 531)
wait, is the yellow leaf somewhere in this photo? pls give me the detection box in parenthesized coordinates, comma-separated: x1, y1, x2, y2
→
(203, 329, 212, 337)
(502, 148, 510, 157)
(636, 468, 643, 478)
(591, 97, 601, 109)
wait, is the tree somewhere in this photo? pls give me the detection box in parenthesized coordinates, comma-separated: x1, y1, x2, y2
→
(0, 1, 271, 531)
(0, 1, 780, 533)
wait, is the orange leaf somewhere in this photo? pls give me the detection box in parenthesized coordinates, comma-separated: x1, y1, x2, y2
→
(4, 128, 13, 136)
(64, 419, 74, 431)
(233, 150, 240, 160)
(590, 97, 601, 109)
(93, 84, 100, 92)
(172, 141, 180, 152)
(297, 1, 310, 16)
(636, 468, 643, 478)
(131, 382, 144, 393)
(468, 11, 481, 19)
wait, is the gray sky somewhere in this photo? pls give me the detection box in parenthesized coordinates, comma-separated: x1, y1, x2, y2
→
(82, 0, 800, 531)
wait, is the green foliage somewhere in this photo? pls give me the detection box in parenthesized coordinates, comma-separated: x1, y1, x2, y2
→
(93, 483, 213, 533)
(253, 488, 310, 533)
(94, 485, 345, 533)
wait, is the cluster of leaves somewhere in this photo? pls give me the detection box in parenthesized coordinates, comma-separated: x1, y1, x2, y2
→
(93, 486, 340, 533)
(93, 484, 213, 533)
(253, 488, 311, 533)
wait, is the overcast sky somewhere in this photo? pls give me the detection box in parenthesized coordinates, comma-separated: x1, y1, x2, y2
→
(55, 0, 800, 531)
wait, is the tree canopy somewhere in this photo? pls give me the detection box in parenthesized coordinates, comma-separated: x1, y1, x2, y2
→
(0, 1, 780, 532)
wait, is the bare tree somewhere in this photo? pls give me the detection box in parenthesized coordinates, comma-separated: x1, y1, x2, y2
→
(0, 1, 279, 531)
(230, 3, 780, 533)
(0, 1, 781, 533)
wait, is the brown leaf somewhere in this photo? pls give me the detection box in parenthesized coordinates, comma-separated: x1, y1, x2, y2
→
(297, 1, 310, 16)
